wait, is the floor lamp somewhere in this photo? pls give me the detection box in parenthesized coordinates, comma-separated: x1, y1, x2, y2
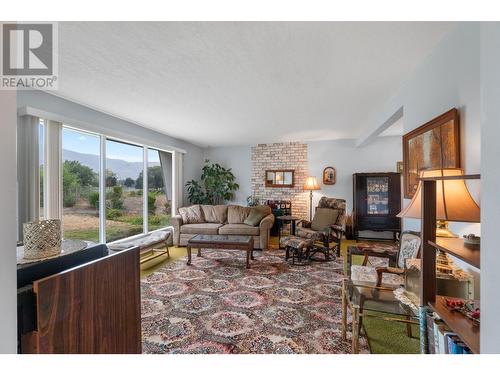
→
(303, 176, 320, 221)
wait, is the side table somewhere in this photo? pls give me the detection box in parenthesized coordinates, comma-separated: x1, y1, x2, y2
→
(277, 215, 301, 249)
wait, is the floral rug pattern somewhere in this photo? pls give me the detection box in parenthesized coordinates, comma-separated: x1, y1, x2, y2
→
(141, 249, 369, 354)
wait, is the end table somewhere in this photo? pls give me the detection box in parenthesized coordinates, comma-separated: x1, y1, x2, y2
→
(277, 215, 301, 249)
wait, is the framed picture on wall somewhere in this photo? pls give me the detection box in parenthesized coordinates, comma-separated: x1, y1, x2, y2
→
(323, 166, 336, 185)
(402, 108, 460, 198)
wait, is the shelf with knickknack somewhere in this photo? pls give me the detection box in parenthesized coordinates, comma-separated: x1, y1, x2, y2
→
(415, 171, 481, 354)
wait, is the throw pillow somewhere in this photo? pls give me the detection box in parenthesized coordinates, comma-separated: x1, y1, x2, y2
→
(244, 207, 268, 226)
(201, 205, 228, 223)
(311, 208, 340, 231)
(178, 205, 205, 224)
(227, 205, 252, 224)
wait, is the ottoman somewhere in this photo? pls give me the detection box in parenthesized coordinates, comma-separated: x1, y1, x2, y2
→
(280, 235, 313, 265)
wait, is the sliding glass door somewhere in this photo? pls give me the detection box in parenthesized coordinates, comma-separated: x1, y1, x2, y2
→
(105, 139, 144, 242)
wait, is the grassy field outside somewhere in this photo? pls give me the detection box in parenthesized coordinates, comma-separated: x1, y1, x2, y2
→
(63, 189, 171, 243)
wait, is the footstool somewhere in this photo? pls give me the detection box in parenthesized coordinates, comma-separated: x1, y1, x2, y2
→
(280, 235, 313, 265)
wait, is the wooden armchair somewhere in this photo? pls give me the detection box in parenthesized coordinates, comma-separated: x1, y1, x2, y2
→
(351, 231, 421, 287)
(350, 231, 421, 337)
(296, 197, 346, 259)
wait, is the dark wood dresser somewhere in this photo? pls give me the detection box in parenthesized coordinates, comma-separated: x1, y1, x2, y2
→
(353, 172, 401, 240)
(17, 245, 141, 354)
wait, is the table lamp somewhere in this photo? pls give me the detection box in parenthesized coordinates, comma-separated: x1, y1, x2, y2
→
(303, 176, 320, 221)
(397, 168, 480, 237)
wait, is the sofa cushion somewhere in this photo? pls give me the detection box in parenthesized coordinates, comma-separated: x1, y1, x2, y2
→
(243, 206, 269, 226)
(227, 205, 252, 224)
(311, 208, 340, 231)
(180, 223, 222, 235)
(219, 223, 260, 236)
(108, 229, 172, 251)
(178, 205, 205, 224)
(200, 205, 227, 224)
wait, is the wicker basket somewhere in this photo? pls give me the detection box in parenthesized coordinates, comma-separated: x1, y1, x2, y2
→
(23, 219, 62, 260)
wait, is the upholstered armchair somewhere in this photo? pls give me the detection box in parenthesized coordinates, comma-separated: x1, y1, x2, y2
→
(295, 197, 347, 259)
(350, 231, 421, 288)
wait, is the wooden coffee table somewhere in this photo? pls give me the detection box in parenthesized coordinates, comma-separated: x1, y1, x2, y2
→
(186, 234, 254, 269)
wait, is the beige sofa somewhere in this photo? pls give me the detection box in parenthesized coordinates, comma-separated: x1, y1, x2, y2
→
(171, 204, 274, 250)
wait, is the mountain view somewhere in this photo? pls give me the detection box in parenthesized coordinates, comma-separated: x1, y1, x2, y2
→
(63, 149, 159, 180)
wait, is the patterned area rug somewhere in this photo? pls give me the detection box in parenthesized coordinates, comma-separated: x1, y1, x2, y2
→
(141, 248, 369, 354)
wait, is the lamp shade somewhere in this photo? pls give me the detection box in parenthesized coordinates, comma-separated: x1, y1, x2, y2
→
(303, 176, 320, 191)
(397, 168, 480, 222)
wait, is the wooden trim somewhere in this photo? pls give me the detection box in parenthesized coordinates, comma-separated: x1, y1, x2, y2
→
(419, 174, 480, 181)
(429, 238, 480, 269)
(420, 180, 437, 306)
(403, 108, 460, 198)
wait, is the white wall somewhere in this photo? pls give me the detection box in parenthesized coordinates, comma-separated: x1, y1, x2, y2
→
(204, 146, 252, 205)
(360, 23, 481, 214)
(307, 136, 402, 212)
(359, 23, 481, 293)
(17, 90, 205, 206)
(480, 22, 500, 354)
(0, 89, 18, 353)
(204, 136, 402, 211)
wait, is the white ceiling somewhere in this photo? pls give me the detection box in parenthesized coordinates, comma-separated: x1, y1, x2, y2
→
(57, 22, 454, 147)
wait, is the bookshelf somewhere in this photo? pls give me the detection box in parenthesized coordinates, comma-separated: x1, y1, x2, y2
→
(429, 296, 480, 354)
(429, 238, 480, 269)
(420, 174, 481, 354)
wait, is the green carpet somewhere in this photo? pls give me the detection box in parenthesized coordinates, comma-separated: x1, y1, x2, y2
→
(140, 237, 419, 354)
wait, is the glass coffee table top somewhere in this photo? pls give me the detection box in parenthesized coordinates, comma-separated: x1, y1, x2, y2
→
(188, 234, 252, 244)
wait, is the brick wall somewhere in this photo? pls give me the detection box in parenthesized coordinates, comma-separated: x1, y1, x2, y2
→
(251, 142, 309, 219)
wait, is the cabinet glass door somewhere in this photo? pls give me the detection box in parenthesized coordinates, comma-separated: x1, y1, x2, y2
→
(366, 177, 389, 215)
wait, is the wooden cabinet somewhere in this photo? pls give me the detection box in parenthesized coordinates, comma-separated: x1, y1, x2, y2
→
(17, 245, 141, 354)
(353, 172, 401, 240)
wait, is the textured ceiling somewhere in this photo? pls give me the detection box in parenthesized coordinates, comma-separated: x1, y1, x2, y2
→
(56, 22, 454, 147)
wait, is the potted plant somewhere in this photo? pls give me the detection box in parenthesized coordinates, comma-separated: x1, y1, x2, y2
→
(186, 160, 239, 205)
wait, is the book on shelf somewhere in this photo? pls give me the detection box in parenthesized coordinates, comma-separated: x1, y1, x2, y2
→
(430, 312, 472, 354)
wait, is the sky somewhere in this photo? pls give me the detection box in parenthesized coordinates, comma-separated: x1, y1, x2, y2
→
(61, 127, 161, 163)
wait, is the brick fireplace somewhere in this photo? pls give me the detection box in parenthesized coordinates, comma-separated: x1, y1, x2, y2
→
(250, 142, 309, 219)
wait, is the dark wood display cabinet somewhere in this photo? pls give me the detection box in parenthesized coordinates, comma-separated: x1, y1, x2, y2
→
(353, 172, 401, 240)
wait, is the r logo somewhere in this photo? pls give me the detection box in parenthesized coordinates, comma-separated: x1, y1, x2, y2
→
(2, 23, 53, 76)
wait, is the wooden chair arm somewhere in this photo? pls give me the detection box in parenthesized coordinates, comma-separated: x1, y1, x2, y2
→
(375, 267, 405, 287)
(361, 249, 393, 266)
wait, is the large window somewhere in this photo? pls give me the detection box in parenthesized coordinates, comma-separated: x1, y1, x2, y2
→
(33, 121, 175, 244)
(147, 149, 171, 230)
(105, 139, 144, 242)
(62, 128, 101, 242)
